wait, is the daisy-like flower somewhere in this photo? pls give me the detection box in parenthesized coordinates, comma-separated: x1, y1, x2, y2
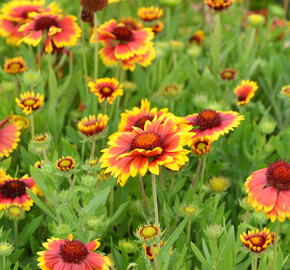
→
(136, 224, 161, 241)
(137, 6, 163, 22)
(240, 228, 275, 253)
(37, 233, 111, 270)
(18, 12, 81, 53)
(100, 117, 191, 186)
(3, 56, 27, 74)
(191, 136, 212, 156)
(89, 78, 123, 104)
(233, 80, 259, 106)
(220, 68, 237, 80)
(118, 99, 168, 132)
(0, 116, 21, 158)
(0, 0, 61, 45)
(204, 0, 233, 11)
(56, 156, 76, 172)
(10, 115, 29, 130)
(0, 175, 40, 211)
(16, 91, 44, 115)
(78, 114, 109, 138)
(186, 109, 244, 140)
(281, 85, 290, 98)
(245, 161, 290, 222)
(143, 241, 165, 260)
(151, 21, 164, 35)
(34, 160, 44, 169)
(189, 30, 205, 45)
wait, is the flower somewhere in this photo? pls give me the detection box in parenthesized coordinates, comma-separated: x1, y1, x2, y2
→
(89, 77, 123, 104)
(247, 14, 265, 27)
(233, 80, 259, 106)
(37, 234, 111, 270)
(4, 56, 28, 74)
(143, 241, 165, 260)
(100, 117, 191, 186)
(191, 136, 212, 156)
(0, 242, 14, 257)
(204, 0, 233, 11)
(29, 133, 52, 154)
(55, 156, 76, 172)
(137, 6, 163, 22)
(34, 160, 45, 169)
(0, 176, 40, 211)
(219, 68, 237, 80)
(186, 109, 244, 140)
(10, 115, 29, 130)
(16, 91, 44, 115)
(4, 204, 25, 220)
(120, 17, 143, 31)
(136, 224, 161, 241)
(151, 21, 164, 35)
(245, 161, 290, 222)
(209, 176, 229, 192)
(78, 114, 109, 138)
(18, 12, 81, 53)
(181, 205, 198, 217)
(281, 85, 290, 97)
(189, 30, 205, 45)
(0, 116, 21, 158)
(160, 83, 183, 99)
(240, 228, 275, 253)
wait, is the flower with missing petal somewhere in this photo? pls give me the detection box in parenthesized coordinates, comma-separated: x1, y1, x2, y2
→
(233, 80, 259, 106)
(186, 109, 244, 140)
(4, 56, 27, 74)
(205, 0, 233, 11)
(78, 114, 109, 138)
(281, 85, 290, 98)
(37, 234, 111, 270)
(240, 228, 275, 253)
(138, 6, 163, 22)
(16, 91, 44, 115)
(34, 160, 45, 169)
(245, 161, 290, 222)
(143, 241, 165, 260)
(56, 156, 76, 172)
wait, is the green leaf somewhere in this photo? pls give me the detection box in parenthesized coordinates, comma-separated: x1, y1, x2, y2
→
(190, 242, 214, 270)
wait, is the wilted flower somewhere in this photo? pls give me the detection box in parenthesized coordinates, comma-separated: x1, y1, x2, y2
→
(143, 241, 166, 260)
(4, 56, 27, 74)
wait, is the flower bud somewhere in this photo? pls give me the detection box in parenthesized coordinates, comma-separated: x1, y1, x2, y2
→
(259, 117, 276, 134)
(0, 242, 14, 257)
(204, 224, 224, 239)
(5, 204, 25, 220)
(209, 176, 229, 192)
(247, 14, 265, 27)
(81, 8, 94, 24)
(118, 239, 137, 253)
(22, 70, 41, 88)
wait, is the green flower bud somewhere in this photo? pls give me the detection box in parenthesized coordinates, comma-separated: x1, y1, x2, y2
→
(159, 0, 182, 7)
(5, 204, 25, 221)
(247, 14, 265, 27)
(22, 70, 41, 88)
(118, 239, 137, 253)
(204, 224, 224, 239)
(259, 117, 276, 134)
(0, 242, 14, 257)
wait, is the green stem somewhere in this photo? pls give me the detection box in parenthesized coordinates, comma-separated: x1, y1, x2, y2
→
(187, 219, 192, 244)
(103, 101, 108, 115)
(109, 185, 114, 216)
(199, 156, 207, 196)
(212, 13, 221, 73)
(191, 158, 203, 186)
(13, 220, 18, 247)
(151, 244, 159, 270)
(252, 254, 258, 270)
(139, 176, 150, 216)
(80, 20, 89, 97)
(151, 174, 159, 224)
(284, 0, 289, 18)
(30, 114, 35, 138)
(90, 139, 96, 158)
(273, 221, 280, 270)
(81, 141, 86, 162)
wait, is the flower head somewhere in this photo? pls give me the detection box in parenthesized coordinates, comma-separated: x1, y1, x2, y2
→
(89, 77, 123, 104)
(4, 56, 27, 74)
(245, 161, 290, 222)
(80, 0, 108, 12)
(0, 116, 21, 158)
(100, 117, 191, 186)
(191, 136, 212, 156)
(209, 176, 229, 192)
(4, 204, 25, 220)
(0, 176, 40, 211)
(189, 30, 205, 45)
(135, 224, 161, 241)
(78, 114, 109, 138)
(281, 85, 290, 98)
(0, 242, 14, 257)
(37, 234, 111, 270)
(34, 160, 45, 169)
(29, 133, 52, 154)
(56, 156, 76, 172)
(240, 228, 275, 253)
(16, 91, 44, 115)
(220, 68, 237, 80)
(160, 83, 183, 99)
(10, 115, 29, 130)
(143, 241, 165, 260)
(18, 12, 81, 53)
(151, 21, 164, 35)
(233, 80, 259, 106)
(186, 109, 244, 140)
(205, 0, 233, 11)
(138, 6, 163, 22)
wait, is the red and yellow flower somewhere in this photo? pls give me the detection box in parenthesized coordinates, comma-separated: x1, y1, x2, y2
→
(0, 116, 21, 158)
(191, 136, 212, 156)
(78, 114, 109, 137)
(89, 77, 123, 104)
(220, 68, 237, 80)
(240, 228, 275, 253)
(10, 115, 29, 130)
(18, 12, 81, 53)
(186, 109, 244, 140)
(189, 30, 205, 45)
(245, 161, 290, 222)
(0, 175, 40, 211)
(136, 224, 161, 241)
(233, 80, 259, 106)
(34, 160, 44, 169)
(120, 17, 143, 31)
(204, 0, 233, 11)
(137, 6, 163, 22)
(56, 156, 76, 172)
(37, 234, 111, 270)
(16, 91, 44, 115)
(151, 21, 164, 35)
(143, 241, 166, 260)
(281, 85, 290, 97)
(4, 56, 27, 74)
(100, 117, 191, 186)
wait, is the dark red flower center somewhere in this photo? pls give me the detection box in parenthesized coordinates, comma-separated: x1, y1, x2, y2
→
(0, 180, 27, 199)
(60, 240, 89, 264)
(100, 86, 114, 97)
(133, 115, 154, 130)
(266, 161, 290, 190)
(195, 110, 222, 130)
(131, 132, 161, 150)
(34, 16, 59, 31)
(249, 235, 265, 247)
(112, 26, 133, 42)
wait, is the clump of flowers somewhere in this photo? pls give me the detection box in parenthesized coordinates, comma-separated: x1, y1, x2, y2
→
(16, 91, 44, 115)
(233, 80, 259, 106)
(4, 56, 27, 74)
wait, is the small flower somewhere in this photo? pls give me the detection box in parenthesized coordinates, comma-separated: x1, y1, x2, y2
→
(247, 14, 265, 27)
(160, 83, 183, 99)
(204, 0, 233, 11)
(56, 156, 76, 172)
(220, 68, 237, 80)
(10, 115, 29, 130)
(0, 242, 14, 257)
(4, 56, 27, 74)
(138, 6, 163, 22)
(135, 224, 161, 241)
(118, 239, 137, 253)
(281, 85, 290, 98)
(151, 21, 164, 35)
(29, 133, 52, 154)
(189, 30, 205, 45)
(34, 160, 45, 169)
(4, 204, 25, 220)
(209, 176, 229, 192)
(22, 70, 41, 88)
(233, 80, 259, 106)
(240, 228, 275, 253)
(16, 91, 44, 115)
(78, 114, 109, 138)
(204, 224, 224, 239)
(37, 234, 111, 270)
(86, 158, 99, 167)
(89, 77, 123, 104)
(143, 241, 165, 260)
(191, 136, 212, 156)
(181, 205, 198, 217)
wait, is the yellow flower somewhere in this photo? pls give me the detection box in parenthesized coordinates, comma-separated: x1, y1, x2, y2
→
(15, 91, 44, 115)
(4, 56, 27, 74)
